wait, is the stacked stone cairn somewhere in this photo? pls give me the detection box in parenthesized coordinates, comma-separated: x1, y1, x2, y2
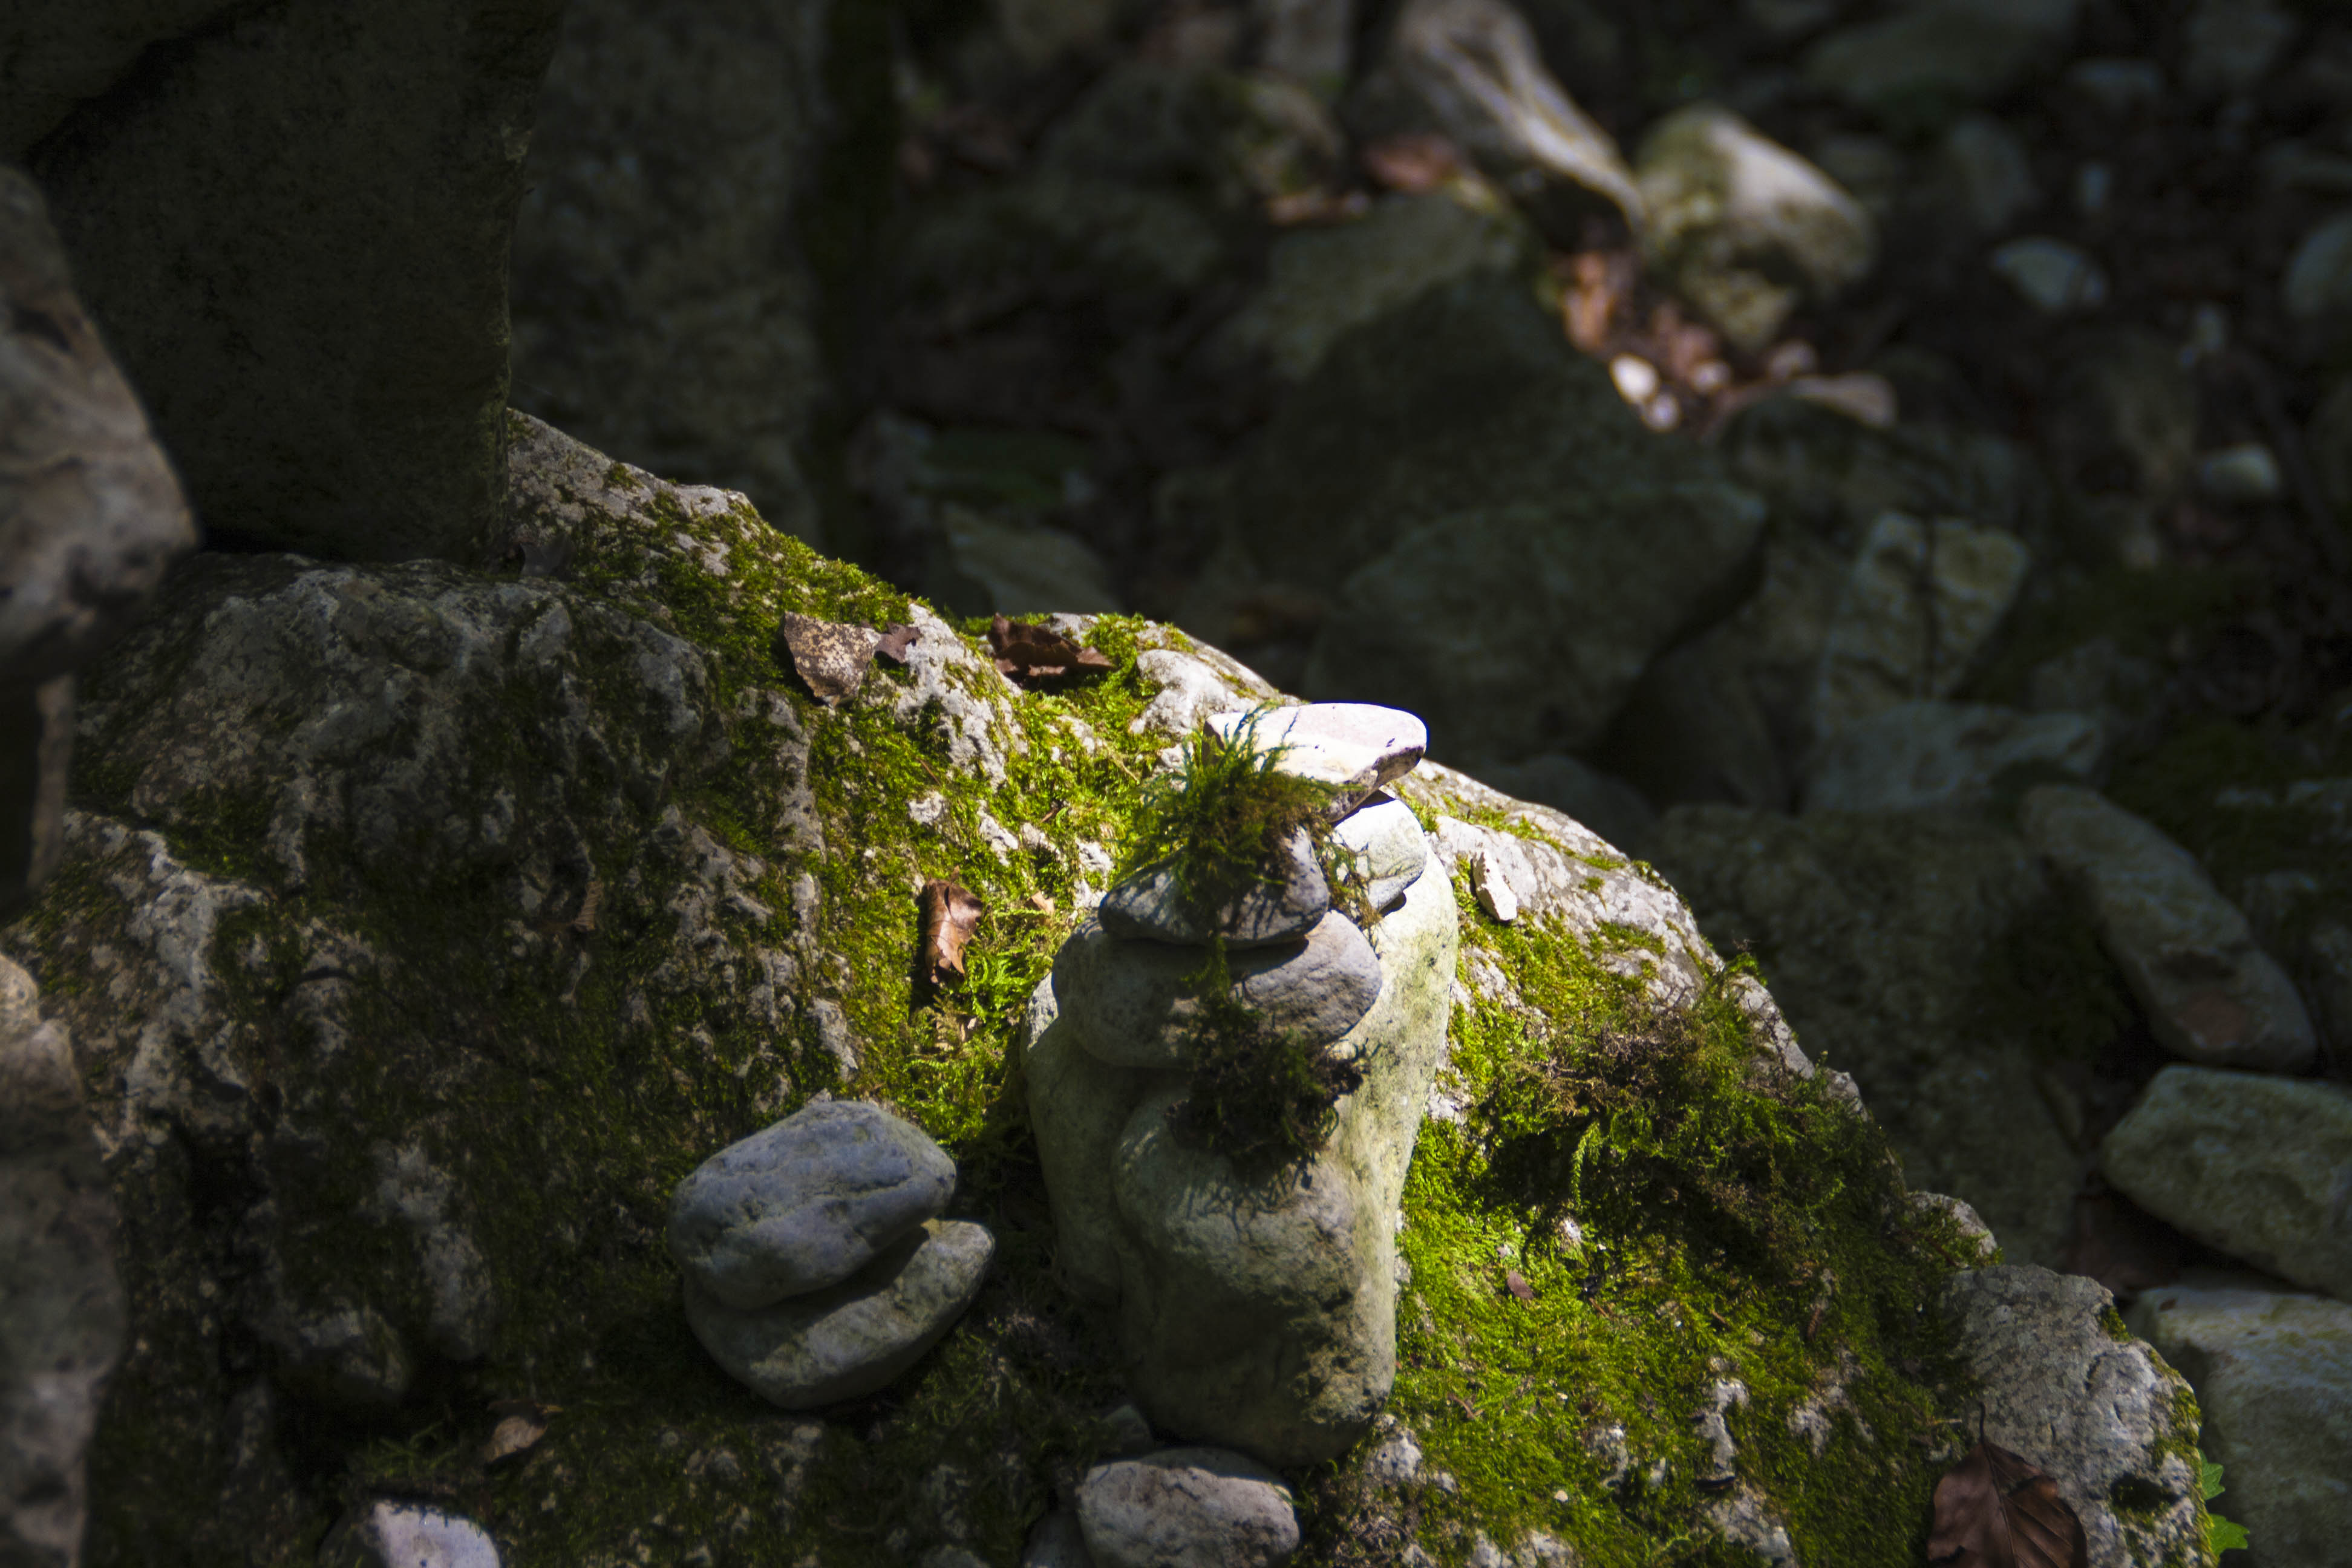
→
(666, 1100, 994, 1407)
(1027, 703, 1462, 1499)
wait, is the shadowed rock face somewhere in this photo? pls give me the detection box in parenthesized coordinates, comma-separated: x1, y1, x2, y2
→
(23, 0, 564, 563)
(1, 165, 192, 918)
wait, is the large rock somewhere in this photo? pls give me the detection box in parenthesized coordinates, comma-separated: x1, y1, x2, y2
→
(1651, 807, 2098, 1268)
(1805, 0, 2080, 128)
(1811, 513, 2030, 739)
(1076, 1448, 1300, 1568)
(1801, 701, 2105, 814)
(26, 0, 566, 561)
(2126, 1273, 2352, 1568)
(1027, 854, 1459, 1464)
(508, 0, 845, 541)
(1356, 0, 1642, 227)
(1, 2, 240, 155)
(0, 955, 123, 1568)
(1941, 1266, 2213, 1568)
(1633, 104, 1875, 352)
(1, 167, 194, 921)
(667, 1100, 957, 1310)
(683, 1218, 996, 1408)
(2020, 786, 2318, 1073)
(2100, 1067, 2352, 1300)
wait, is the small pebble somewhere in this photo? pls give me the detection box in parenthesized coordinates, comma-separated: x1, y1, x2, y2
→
(1990, 238, 2108, 313)
(2197, 443, 2284, 503)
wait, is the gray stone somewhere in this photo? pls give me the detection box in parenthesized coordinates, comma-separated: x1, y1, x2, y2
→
(1933, 113, 2040, 235)
(1, 168, 195, 921)
(1990, 237, 2109, 313)
(1039, 61, 1344, 217)
(1633, 103, 1875, 351)
(1028, 859, 1459, 1463)
(2020, 786, 2318, 1073)
(2287, 212, 2352, 332)
(2195, 443, 2284, 505)
(684, 1218, 996, 1409)
(1468, 756, 1657, 861)
(668, 1100, 957, 1311)
(1076, 1448, 1299, 1568)
(1212, 191, 1534, 384)
(2181, 0, 2296, 97)
(509, 0, 837, 542)
(1651, 807, 2088, 1268)
(2101, 1067, 2352, 1300)
(1100, 828, 1331, 950)
(1912, 1192, 2001, 1264)
(2041, 327, 2199, 508)
(1941, 1266, 2210, 1568)
(1331, 793, 1429, 910)
(1800, 701, 2105, 814)
(2126, 1273, 2352, 1568)
(1359, 0, 1642, 227)
(2066, 57, 2164, 116)
(1024, 1510, 1097, 1568)
(1055, 911, 1383, 1071)
(27, 0, 565, 562)
(320, 1500, 501, 1568)
(258, 1302, 415, 1413)
(1207, 704, 1428, 817)
(0, 955, 123, 1568)
(1805, 0, 2080, 127)
(1812, 514, 2031, 739)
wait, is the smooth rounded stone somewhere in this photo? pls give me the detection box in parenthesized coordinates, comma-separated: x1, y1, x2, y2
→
(1206, 704, 1428, 817)
(319, 1500, 500, 1568)
(2288, 212, 2352, 328)
(684, 1219, 995, 1409)
(2126, 1272, 2352, 1568)
(1990, 237, 2108, 313)
(1812, 514, 2030, 739)
(1055, 912, 1382, 1071)
(1024, 1510, 1097, 1568)
(1804, 0, 2079, 125)
(1211, 191, 1534, 384)
(1331, 793, 1429, 911)
(1800, 701, 2105, 814)
(2019, 786, 2317, 1073)
(1028, 862, 1460, 1464)
(1076, 1448, 1300, 1568)
(1099, 827, 1329, 949)
(2180, 0, 2296, 97)
(1932, 114, 2039, 235)
(2100, 1067, 2352, 1300)
(2195, 442, 2283, 504)
(2066, 57, 2164, 114)
(1912, 1192, 2001, 1264)
(1941, 1266, 2207, 1568)
(1634, 103, 1875, 352)
(667, 1100, 957, 1311)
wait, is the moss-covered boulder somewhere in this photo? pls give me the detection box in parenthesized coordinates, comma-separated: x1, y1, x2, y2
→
(1, 416, 2207, 1565)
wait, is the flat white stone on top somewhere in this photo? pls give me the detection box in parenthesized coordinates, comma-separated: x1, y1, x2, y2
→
(1206, 704, 1428, 811)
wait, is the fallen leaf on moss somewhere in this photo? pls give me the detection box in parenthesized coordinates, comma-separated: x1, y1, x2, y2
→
(1928, 1432, 2088, 1568)
(482, 1400, 558, 1464)
(920, 878, 986, 984)
(1505, 1269, 1535, 1301)
(779, 612, 884, 704)
(988, 615, 1112, 684)
(874, 623, 919, 664)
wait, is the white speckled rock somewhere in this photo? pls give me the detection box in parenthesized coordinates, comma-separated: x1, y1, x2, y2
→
(2100, 1067, 2352, 1299)
(1941, 1266, 2212, 1568)
(1331, 793, 1429, 912)
(1100, 828, 1330, 949)
(667, 1100, 957, 1310)
(320, 1500, 501, 1568)
(1206, 704, 1427, 817)
(1077, 1448, 1299, 1568)
(684, 1218, 994, 1409)
(1053, 912, 1383, 1070)
(2020, 786, 2316, 1073)
(2126, 1272, 2352, 1568)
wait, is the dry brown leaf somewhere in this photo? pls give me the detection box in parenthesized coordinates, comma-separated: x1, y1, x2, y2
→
(482, 1400, 558, 1464)
(874, 623, 919, 664)
(1362, 133, 1469, 192)
(1929, 1434, 2089, 1568)
(779, 612, 883, 705)
(1505, 1269, 1535, 1302)
(920, 878, 986, 985)
(987, 616, 1112, 685)
(567, 880, 603, 938)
